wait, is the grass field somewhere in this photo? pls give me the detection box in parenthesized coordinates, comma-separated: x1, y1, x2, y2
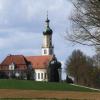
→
(0, 79, 99, 100)
(0, 79, 98, 92)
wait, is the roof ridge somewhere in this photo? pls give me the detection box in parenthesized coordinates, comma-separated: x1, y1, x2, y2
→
(26, 55, 53, 57)
(9, 54, 24, 56)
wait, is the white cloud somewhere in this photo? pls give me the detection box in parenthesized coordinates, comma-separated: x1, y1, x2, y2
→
(0, 31, 42, 61)
(0, 0, 95, 63)
(0, 31, 41, 48)
(0, 0, 72, 31)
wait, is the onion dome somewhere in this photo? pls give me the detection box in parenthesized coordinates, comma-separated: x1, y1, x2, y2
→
(43, 13, 53, 35)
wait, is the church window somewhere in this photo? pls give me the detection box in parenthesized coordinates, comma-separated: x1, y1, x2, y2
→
(41, 73, 43, 79)
(38, 73, 40, 79)
(45, 73, 47, 79)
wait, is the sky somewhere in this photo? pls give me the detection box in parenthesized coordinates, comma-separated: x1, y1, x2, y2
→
(0, 0, 96, 79)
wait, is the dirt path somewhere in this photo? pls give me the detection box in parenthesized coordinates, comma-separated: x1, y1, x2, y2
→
(0, 89, 100, 100)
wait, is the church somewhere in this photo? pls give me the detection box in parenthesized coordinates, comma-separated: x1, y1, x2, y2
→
(0, 14, 61, 81)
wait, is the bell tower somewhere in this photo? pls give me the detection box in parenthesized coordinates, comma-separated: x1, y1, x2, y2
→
(42, 13, 54, 55)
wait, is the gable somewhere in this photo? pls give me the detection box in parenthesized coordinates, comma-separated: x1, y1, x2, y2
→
(0, 55, 28, 70)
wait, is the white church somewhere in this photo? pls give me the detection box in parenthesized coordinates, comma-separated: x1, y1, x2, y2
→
(0, 14, 61, 81)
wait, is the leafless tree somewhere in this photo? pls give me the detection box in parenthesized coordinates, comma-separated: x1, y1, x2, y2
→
(93, 53, 100, 68)
(66, 0, 100, 52)
(66, 49, 100, 88)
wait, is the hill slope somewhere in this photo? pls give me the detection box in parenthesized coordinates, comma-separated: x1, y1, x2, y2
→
(0, 79, 98, 92)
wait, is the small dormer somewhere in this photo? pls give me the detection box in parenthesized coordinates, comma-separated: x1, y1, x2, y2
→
(9, 62, 15, 70)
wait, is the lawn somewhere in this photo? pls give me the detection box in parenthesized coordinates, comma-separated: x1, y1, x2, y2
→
(0, 79, 98, 92)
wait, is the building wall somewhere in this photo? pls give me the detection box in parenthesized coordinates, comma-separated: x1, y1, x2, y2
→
(43, 35, 52, 47)
(42, 33, 54, 56)
(42, 48, 54, 55)
(34, 69, 48, 81)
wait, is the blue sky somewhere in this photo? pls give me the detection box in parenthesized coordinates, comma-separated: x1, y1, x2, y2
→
(0, 0, 96, 66)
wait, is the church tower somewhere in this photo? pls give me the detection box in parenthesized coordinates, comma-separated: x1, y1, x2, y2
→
(42, 13, 54, 55)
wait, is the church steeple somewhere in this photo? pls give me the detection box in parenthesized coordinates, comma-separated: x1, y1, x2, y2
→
(42, 13, 54, 56)
(46, 11, 49, 26)
(43, 12, 52, 35)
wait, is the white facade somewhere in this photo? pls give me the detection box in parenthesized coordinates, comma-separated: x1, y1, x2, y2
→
(42, 33, 54, 56)
(42, 47, 53, 56)
(34, 69, 48, 81)
(42, 17, 54, 56)
(43, 35, 52, 47)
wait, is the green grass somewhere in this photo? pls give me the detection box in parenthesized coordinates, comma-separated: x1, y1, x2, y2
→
(0, 79, 98, 92)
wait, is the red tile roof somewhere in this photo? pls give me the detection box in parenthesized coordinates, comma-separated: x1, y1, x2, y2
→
(0, 55, 28, 70)
(26, 55, 53, 69)
(0, 55, 53, 70)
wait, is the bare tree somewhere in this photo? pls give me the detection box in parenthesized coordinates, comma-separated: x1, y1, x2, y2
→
(93, 53, 100, 68)
(66, 0, 100, 51)
(66, 50, 93, 85)
(66, 49, 100, 88)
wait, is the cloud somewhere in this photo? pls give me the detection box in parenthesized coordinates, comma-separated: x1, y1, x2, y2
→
(0, 0, 95, 64)
(0, 0, 72, 32)
(0, 30, 43, 63)
(0, 31, 41, 50)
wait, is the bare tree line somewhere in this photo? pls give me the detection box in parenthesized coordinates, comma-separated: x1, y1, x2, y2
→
(66, 49, 100, 88)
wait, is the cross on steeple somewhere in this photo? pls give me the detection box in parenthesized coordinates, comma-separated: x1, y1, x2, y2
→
(46, 11, 50, 27)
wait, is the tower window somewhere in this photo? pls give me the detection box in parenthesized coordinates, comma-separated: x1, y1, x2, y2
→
(44, 50, 47, 54)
